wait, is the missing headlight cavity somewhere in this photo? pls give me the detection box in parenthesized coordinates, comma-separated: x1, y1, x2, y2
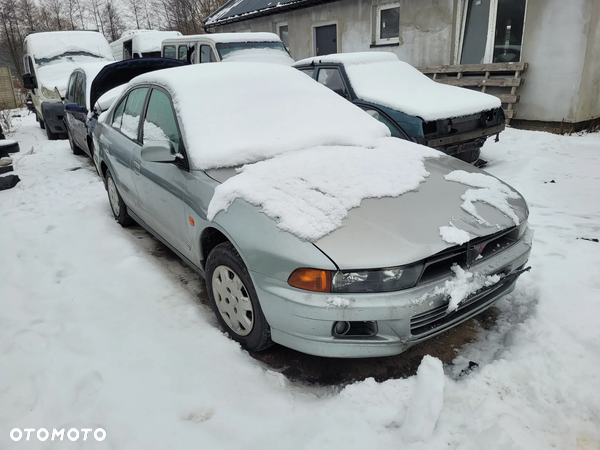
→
(332, 321, 378, 338)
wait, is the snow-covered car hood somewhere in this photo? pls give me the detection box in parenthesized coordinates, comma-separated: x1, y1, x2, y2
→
(294, 52, 501, 121)
(206, 144, 527, 270)
(313, 157, 527, 269)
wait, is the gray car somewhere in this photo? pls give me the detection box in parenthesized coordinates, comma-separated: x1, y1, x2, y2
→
(94, 62, 532, 358)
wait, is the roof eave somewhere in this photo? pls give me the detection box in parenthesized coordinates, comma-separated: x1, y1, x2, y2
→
(204, 0, 339, 30)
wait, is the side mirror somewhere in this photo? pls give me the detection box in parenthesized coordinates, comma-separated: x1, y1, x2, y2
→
(22, 73, 36, 90)
(141, 141, 177, 163)
(65, 103, 87, 114)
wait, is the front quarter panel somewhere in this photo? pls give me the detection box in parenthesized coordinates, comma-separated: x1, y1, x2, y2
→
(184, 173, 337, 282)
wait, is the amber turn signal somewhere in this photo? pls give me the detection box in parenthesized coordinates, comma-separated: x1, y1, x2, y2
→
(288, 268, 331, 292)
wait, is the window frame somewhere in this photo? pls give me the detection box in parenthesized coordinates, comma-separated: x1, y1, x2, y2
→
(375, 3, 400, 45)
(141, 86, 189, 168)
(109, 86, 151, 144)
(277, 22, 289, 52)
(455, 0, 528, 64)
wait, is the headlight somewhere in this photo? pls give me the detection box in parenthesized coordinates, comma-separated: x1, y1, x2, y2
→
(288, 263, 424, 293)
(517, 220, 528, 240)
(331, 264, 424, 293)
(41, 85, 61, 100)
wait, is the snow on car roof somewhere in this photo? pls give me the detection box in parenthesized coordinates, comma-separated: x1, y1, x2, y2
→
(163, 32, 282, 44)
(128, 62, 391, 170)
(134, 31, 183, 53)
(220, 48, 294, 65)
(26, 31, 113, 61)
(294, 52, 501, 121)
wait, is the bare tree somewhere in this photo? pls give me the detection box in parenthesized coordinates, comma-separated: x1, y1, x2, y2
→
(102, 0, 125, 42)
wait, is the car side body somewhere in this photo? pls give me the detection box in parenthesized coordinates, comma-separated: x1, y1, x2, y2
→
(94, 63, 532, 358)
(294, 52, 506, 164)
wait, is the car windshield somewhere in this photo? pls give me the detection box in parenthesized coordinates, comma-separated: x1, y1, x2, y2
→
(215, 41, 287, 59)
(35, 51, 105, 67)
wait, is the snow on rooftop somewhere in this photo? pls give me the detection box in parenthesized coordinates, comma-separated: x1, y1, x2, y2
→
(27, 31, 113, 62)
(127, 62, 390, 170)
(295, 52, 501, 121)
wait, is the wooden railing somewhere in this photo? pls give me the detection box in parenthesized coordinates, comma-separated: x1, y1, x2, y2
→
(418, 62, 528, 124)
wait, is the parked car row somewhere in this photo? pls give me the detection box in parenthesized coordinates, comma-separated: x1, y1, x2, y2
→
(19, 30, 532, 358)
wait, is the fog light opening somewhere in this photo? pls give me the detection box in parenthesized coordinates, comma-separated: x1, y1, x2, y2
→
(333, 321, 351, 336)
(332, 321, 378, 338)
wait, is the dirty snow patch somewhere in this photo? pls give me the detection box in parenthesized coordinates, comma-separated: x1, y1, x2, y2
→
(208, 139, 440, 241)
(440, 224, 471, 245)
(445, 170, 521, 226)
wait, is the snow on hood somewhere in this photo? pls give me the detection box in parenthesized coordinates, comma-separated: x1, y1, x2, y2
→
(37, 58, 107, 97)
(208, 138, 442, 242)
(295, 52, 501, 121)
(221, 48, 294, 65)
(126, 62, 390, 170)
(28, 31, 113, 62)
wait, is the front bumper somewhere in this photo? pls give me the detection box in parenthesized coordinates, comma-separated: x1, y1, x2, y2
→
(252, 229, 533, 358)
(426, 123, 505, 149)
(41, 102, 66, 134)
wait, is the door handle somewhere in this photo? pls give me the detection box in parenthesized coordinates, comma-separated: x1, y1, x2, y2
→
(132, 160, 141, 175)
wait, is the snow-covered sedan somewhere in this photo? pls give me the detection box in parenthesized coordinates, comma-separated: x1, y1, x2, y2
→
(94, 63, 532, 358)
(294, 52, 506, 165)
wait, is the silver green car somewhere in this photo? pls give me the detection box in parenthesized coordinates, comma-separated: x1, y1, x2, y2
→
(94, 62, 532, 358)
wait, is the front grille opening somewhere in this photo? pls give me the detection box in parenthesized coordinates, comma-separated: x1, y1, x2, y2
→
(419, 250, 466, 284)
(332, 321, 378, 338)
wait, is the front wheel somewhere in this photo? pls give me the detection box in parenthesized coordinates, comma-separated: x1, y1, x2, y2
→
(206, 242, 272, 352)
(105, 170, 134, 227)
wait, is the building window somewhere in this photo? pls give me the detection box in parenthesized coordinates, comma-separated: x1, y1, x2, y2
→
(278, 23, 289, 51)
(376, 3, 400, 44)
(459, 0, 526, 64)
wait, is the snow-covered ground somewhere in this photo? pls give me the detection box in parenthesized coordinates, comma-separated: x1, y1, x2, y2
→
(1, 112, 599, 449)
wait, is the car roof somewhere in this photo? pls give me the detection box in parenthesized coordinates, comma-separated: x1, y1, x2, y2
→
(162, 32, 282, 45)
(294, 52, 398, 67)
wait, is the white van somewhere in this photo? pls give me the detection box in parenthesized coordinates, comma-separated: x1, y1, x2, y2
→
(22, 31, 114, 140)
(161, 32, 294, 65)
(110, 30, 182, 61)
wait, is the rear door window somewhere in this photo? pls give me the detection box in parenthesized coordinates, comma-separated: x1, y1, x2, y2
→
(177, 45, 187, 61)
(163, 45, 176, 59)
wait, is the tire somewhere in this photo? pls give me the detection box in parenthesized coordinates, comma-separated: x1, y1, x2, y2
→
(67, 129, 84, 155)
(39, 115, 45, 129)
(45, 123, 58, 141)
(105, 170, 134, 227)
(206, 242, 272, 352)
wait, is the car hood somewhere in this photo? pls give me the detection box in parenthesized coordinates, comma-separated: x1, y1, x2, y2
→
(313, 157, 527, 269)
(90, 58, 187, 110)
(206, 155, 527, 270)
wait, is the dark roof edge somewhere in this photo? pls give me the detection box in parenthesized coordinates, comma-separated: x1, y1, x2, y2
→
(204, 0, 339, 30)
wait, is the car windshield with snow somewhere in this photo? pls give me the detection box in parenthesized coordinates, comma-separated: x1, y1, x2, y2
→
(294, 52, 506, 165)
(93, 62, 532, 358)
